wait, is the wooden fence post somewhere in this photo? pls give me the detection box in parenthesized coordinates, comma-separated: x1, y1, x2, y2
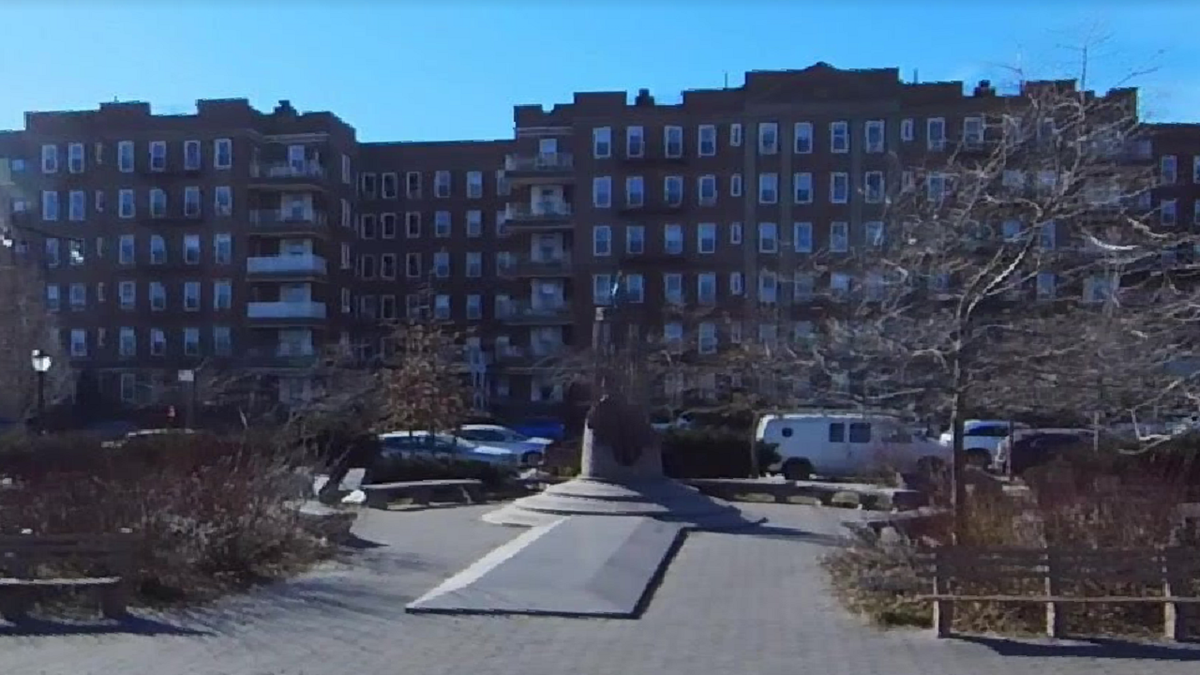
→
(1163, 546, 1183, 641)
(932, 549, 953, 637)
(1044, 548, 1063, 638)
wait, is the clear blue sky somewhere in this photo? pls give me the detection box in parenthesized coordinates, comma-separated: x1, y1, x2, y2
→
(1, 3, 1196, 143)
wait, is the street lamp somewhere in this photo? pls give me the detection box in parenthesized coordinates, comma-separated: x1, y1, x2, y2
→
(30, 349, 52, 434)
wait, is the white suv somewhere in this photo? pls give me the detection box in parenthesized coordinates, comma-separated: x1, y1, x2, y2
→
(939, 419, 1028, 468)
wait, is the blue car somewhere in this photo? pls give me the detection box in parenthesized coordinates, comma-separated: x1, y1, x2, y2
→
(510, 417, 566, 441)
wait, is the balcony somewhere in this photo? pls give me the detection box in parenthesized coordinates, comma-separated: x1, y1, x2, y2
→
(246, 254, 328, 279)
(249, 161, 327, 191)
(497, 301, 573, 326)
(505, 201, 573, 230)
(495, 346, 567, 373)
(242, 346, 320, 369)
(246, 301, 327, 324)
(499, 253, 572, 278)
(503, 153, 574, 185)
(249, 209, 331, 237)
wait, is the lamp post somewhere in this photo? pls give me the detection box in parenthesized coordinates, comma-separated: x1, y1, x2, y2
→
(177, 369, 195, 429)
(30, 349, 52, 434)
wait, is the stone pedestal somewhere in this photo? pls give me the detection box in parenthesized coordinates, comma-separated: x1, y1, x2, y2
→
(484, 397, 750, 530)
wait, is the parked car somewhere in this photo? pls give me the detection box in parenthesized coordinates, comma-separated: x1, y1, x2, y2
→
(377, 431, 522, 468)
(992, 428, 1092, 476)
(755, 412, 951, 480)
(510, 417, 566, 441)
(939, 419, 1029, 468)
(455, 424, 552, 465)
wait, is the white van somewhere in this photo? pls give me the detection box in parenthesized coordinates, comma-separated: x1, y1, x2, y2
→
(755, 412, 952, 480)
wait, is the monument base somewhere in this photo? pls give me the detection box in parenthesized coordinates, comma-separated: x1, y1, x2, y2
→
(483, 476, 755, 530)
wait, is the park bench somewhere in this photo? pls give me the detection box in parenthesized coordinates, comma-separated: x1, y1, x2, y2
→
(918, 545, 1200, 639)
(361, 479, 484, 510)
(0, 529, 136, 622)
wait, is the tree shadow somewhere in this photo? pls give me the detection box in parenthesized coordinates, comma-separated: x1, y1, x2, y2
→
(0, 614, 210, 637)
(958, 635, 1200, 661)
(720, 521, 846, 547)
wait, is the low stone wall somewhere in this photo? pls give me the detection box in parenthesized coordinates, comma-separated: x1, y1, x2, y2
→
(684, 478, 927, 511)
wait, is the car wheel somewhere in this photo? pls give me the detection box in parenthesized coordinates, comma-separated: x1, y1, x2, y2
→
(966, 448, 991, 469)
(782, 458, 814, 481)
(521, 451, 544, 467)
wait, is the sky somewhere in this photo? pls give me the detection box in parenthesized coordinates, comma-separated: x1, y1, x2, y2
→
(0, 2, 1197, 143)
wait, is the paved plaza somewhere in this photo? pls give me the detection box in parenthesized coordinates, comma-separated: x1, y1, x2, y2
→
(1, 503, 1198, 675)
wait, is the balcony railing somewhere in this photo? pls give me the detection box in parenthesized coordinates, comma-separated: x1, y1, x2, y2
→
(504, 152, 574, 173)
(249, 209, 329, 229)
(247, 254, 328, 276)
(505, 201, 572, 221)
(246, 301, 327, 320)
(498, 253, 572, 277)
(497, 301, 572, 323)
(250, 161, 326, 180)
(242, 346, 319, 368)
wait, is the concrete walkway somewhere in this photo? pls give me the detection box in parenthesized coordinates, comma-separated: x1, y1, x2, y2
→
(1, 503, 1197, 675)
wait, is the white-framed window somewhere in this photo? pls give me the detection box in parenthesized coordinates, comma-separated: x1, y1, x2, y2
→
(865, 221, 885, 248)
(664, 126, 684, 158)
(117, 141, 135, 172)
(149, 188, 167, 217)
(69, 283, 86, 311)
(793, 222, 813, 253)
(70, 329, 88, 357)
(214, 186, 232, 216)
(183, 234, 201, 264)
(758, 173, 778, 204)
(118, 281, 136, 310)
(465, 252, 482, 278)
(830, 222, 849, 252)
(698, 175, 717, 206)
(927, 118, 946, 151)
(183, 186, 201, 217)
(184, 140, 201, 170)
(342, 154, 352, 184)
(118, 189, 135, 218)
(434, 170, 451, 198)
(214, 233, 232, 264)
(405, 252, 422, 278)
(794, 122, 813, 154)
(149, 141, 167, 171)
(730, 173, 743, 197)
(730, 221, 743, 245)
(1084, 274, 1119, 304)
(406, 171, 422, 198)
(758, 222, 778, 253)
(42, 191, 59, 221)
(183, 328, 201, 356)
(593, 274, 613, 305)
(664, 223, 684, 254)
(927, 173, 947, 201)
(697, 223, 717, 254)
(664, 273, 684, 304)
(1194, 201, 1200, 226)
(665, 175, 684, 206)
(360, 172, 377, 199)
(466, 171, 483, 199)
(963, 116, 984, 148)
(465, 210, 482, 238)
(149, 328, 166, 356)
(697, 275, 717, 306)
(67, 239, 83, 266)
(45, 284, 60, 312)
(901, 118, 914, 142)
(730, 123, 743, 147)
(434, 211, 451, 237)
(1037, 271, 1057, 300)
(758, 271, 778, 304)
(1161, 155, 1178, 185)
(593, 225, 612, 256)
(68, 190, 85, 221)
(405, 212, 421, 238)
(67, 143, 84, 173)
(1002, 219, 1022, 242)
(625, 273, 645, 303)
(698, 125, 717, 156)
(626, 225, 645, 254)
(381, 172, 399, 199)
(149, 235, 166, 264)
(380, 253, 397, 279)
(149, 282, 166, 311)
(118, 234, 135, 265)
(593, 176, 612, 208)
(830, 121, 849, 153)
(758, 122, 779, 155)
(433, 251, 450, 278)
(213, 280, 232, 310)
(1039, 221, 1057, 250)
(794, 273, 814, 301)
(119, 328, 137, 358)
(41, 144, 59, 174)
(864, 171, 884, 203)
(625, 176, 645, 207)
(865, 119, 884, 153)
(830, 273, 852, 300)
(793, 172, 812, 204)
(830, 172, 849, 203)
(730, 272, 744, 296)
(214, 138, 232, 169)
(1162, 199, 1178, 226)
(1193, 156, 1200, 184)
(626, 126, 644, 158)
(593, 127, 612, 158)
(213, 326, 232, 356)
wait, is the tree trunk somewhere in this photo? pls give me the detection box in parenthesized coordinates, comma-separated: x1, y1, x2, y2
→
(950, 362, 968, 546)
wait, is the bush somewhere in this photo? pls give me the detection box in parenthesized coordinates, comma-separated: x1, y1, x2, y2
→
(661, 428, 778, 479)
(0, 431, 331, 605)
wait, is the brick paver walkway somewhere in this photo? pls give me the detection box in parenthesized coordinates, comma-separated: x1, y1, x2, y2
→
(1, 503, 1197, 675)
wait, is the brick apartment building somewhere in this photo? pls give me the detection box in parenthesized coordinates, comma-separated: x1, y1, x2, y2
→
(0, 62, 1196, 417)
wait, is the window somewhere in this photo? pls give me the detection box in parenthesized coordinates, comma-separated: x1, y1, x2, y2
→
(374, 253, 395, 279)
(184, 140, 201, 170)
(433, 251, 450, 278)
(149, 141, 166, 171)
(664, 273, 683, 304)
(830, 121, 849, 153)
(758, 122, 778, 155)
(119, 189, 135, 218)
(865, 221, 885, 248)
(849, 423, 872, 444)
(626, 225, 645, 254)
(901, 118, 914, 141)
(406, 172, 422, 198)
(149, 329, 166, 356)
(406, 212, 421, 238)
(214, 186, 232, 216)
(1162, 199, 1178, 226)
(730, 221, 743, 245)
(758, 222, 778, 253)
(95, 190, 105, 213)
(625, 273, 645, 303)
(593, 127, 612, 158)
(214, 233, 231, 264)
(794, 122, 813, 154)
(793, 173, 812, 204)
(793, 273, 814, 301)
(67, 329, 87, 357)
(793, 222, 813, 253)
(665, 176, 684, 206)
(378, 212, 398, 239)
(434, 171, 451, 198)
(593, 274, 613, 305)
(1002, 219, 1022, 242)
(183, 328, 200, 356)
(462, 251, 481, 278)
(67, 239, 83, 265)
(1194, 156, 1200, 184)
(434, 211, 451, 237)
(1085, 274, 1119, 304)
(864, 120, 884, 153)
(213, 327, 232, 356)
(664, 224, 684, 254)
(593, 176, 612, 208)
(67, 143, 84, 173)
(963, 116, 984, 148)
(342, 155, 352, 184)
(697, 274, 717, 305)
(380, 172, 398, 199)
(697, 223, 717, 253)
(864, 171, 884, 203)
(118, 235, 135, 265)
(183, 282, 200, 311)
(927, 118, 946, 151)
(830, 173, 849, 203)
(214, 138, 232, 169)
(356, 213, 376, 239)
(758, 271, 778, 303)
(698, 125, 716, 156)
(593, 225, 612, 256)
(664, 126, 683, 158)
(625, 176, 644, 207)
(1161, 155, 1178, 185)
(117, 141, 135, 172)
(149, 282, 166, 311)
(69, 283, 86, 311)
(730, 123, 743, 147)
(41, 144, 59, 174)
(730, 173, 743, 197)
(184, 234, 201, 264)
(466, 171, 483, 199)
(150, 235, 166, 264)
(626, 126, 644, 158)
(150, 188, 167, 217)
(45, 284, 60, 312)
(465, 295, 482, 320)
(182, 186, 200, 217)
(730, 272, 744, 296)
(119, 281, 136, 310)
(1037, 272, 1057, 300)
(213, 280, 232, 310)
(406, 253, 421, 278)
(42, 191, 58, 221)
(465, 210, 481, 238)
(119, 328, 137, 358)
(68, 190, 85, 221)
(830, 222, 849, 252)
(758, 173, 778, 204)
(360, 173, 377, 199)
(698, 175, 717, 205)
(927, 173, 947, 201)
(1039, 222, 1057, 250)
(830, 273, 852, 300)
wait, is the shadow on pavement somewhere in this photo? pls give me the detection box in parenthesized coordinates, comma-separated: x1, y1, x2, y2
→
(720, 521, 846, 547)
(959, 635, 1200, 661)
(0, 614, 210, 638)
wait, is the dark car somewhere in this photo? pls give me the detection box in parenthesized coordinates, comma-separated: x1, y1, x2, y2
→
(1002, 431, 1091, 476)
